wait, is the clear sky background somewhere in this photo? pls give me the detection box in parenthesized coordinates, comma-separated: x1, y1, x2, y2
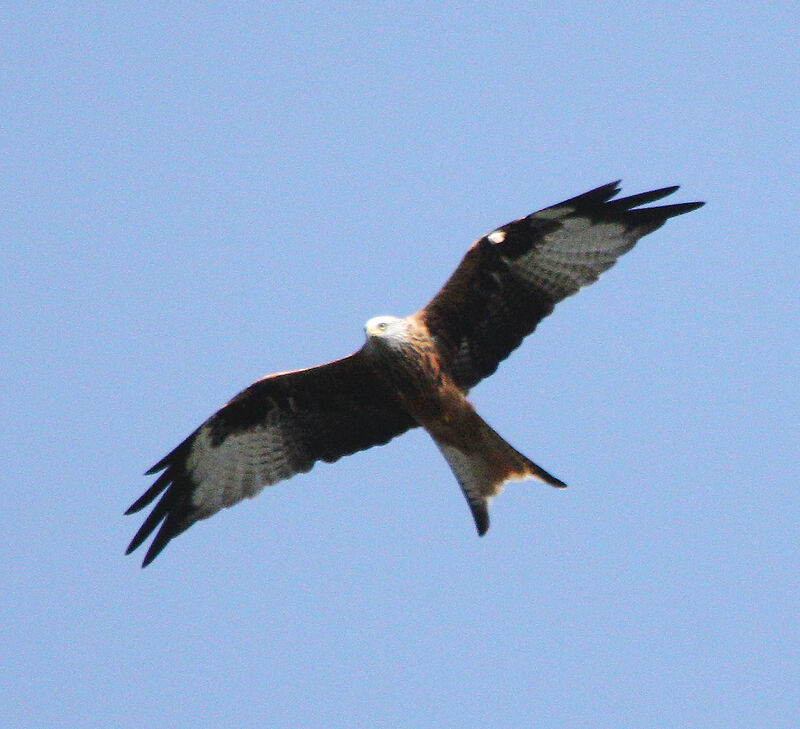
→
(2, 3, 798, 727)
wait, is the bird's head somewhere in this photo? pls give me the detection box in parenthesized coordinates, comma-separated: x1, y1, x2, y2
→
(364, 315, 409, 349)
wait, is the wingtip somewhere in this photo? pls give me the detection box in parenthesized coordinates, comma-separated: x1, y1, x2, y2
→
(124, 540, 158, 568)
(144, 461, 167, 476)
(558, 180, 622, 208)
(655, 200, 706, 219)
(594, 180, 623, 197)
(125, 527, 151, 556)
(128, 533, 167, 568)
(140, 509, 186, 567)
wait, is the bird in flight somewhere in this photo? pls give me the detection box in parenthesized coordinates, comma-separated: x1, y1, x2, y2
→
(126, 181, 703, 566)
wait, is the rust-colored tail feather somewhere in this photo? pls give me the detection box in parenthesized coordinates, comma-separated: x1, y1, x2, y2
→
(431, 410, 565, 535)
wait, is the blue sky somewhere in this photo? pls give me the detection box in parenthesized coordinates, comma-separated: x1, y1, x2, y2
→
(2, 3, 798, 727)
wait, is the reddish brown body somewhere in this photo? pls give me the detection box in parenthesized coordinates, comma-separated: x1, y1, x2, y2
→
(362, 313, 564, 533)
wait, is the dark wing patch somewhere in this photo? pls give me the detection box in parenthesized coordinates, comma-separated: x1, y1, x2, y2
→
(126, 351, 416, 566)
(418, 182, 704, 390)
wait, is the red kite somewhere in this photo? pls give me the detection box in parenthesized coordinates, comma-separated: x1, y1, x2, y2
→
(126, 181, 703, 566)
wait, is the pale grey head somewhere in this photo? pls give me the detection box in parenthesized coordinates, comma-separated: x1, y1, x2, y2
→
(364, 315, 413, 351)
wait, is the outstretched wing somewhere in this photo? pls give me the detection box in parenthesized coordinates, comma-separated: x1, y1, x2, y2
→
(126, 351, 416, 566)
(416, 182, 704, 390)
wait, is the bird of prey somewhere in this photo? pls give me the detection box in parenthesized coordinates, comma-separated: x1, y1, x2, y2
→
(126, 181, 703, 566)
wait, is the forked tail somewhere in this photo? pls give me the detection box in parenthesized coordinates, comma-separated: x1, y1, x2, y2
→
(431, 409, 566, 535)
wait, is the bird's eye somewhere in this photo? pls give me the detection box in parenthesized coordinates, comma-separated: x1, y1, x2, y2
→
(378, 322, 388, 331)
